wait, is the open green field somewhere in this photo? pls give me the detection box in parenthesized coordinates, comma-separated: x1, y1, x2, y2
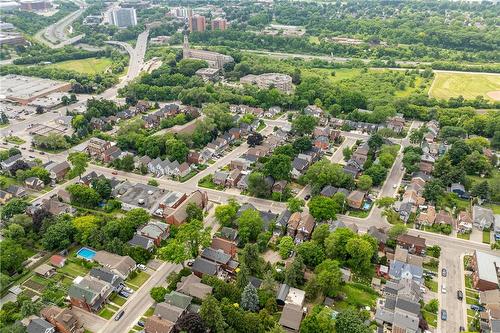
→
(429, 72, 500, 101)
(47, 57, 113, 74)
(302, 67, 364, 83)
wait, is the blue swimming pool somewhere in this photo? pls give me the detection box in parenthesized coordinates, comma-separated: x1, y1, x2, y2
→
(77, 247, 96, 261)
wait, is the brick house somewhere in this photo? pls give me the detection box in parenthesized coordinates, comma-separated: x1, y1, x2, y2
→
(396, 234, 426, 255)
(471, 250, 499, 291)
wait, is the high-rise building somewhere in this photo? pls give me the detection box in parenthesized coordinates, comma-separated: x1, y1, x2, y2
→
(19, 0, 52, 11)
(111, 7, 138, 28)
(211, 18, 227, 31)
(189, 15, 206, 33)
(169, 7, 192, 18)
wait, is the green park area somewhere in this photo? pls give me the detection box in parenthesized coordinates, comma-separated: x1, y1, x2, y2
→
(429, 72, 500, 101)
(48, 57, 114, 74)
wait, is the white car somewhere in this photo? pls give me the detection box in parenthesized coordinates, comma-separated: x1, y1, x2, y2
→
(441, 285, 447, 294)
(137, 264, 147, 271)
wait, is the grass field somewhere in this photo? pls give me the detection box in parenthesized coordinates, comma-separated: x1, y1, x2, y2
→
(125, 271, 150, 290)
(302, 67, 364, 83)
(429, 72, 500, 101)
(48, 57, 113, 74)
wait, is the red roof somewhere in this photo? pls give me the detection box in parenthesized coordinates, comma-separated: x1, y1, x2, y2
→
(50, 255, 66, 267)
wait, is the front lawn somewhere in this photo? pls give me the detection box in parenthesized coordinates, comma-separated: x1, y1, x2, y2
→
(110, 293, 127, 306)
(348, 209, 369, 218)
(126, 271, 150, 290)
(482, 230, 491, 244)
(332, 283, 379, 310)
(198, 174, 224, 190)
(179, 170, 198, 182)
(422, 310, 437, 327)
(0, 175, 19, 189)
(457, 232, 471, 240)
(424, 278, 438, 293)
(144, 307, 155, 317)
(98, 308, 115, 320)
(465, 275, 473, 289)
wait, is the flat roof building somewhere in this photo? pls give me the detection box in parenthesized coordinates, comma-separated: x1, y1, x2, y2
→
(0, 75, 71, 105)
(111, 7, 137, 28)
(183, 33, 233, 69)
(240, 73, 293, 94)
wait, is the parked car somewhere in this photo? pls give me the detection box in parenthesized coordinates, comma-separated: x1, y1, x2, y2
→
(471, 305, 485, 312)
(28, 149, 34, 152)
(123, 286, 134, 294)
(138, 321, 145, 327)
(40, 152, 45, 155)
(441, 285, 446, 294)
(304, 194, 311, 200)
(457, 290, 463, 301)
(441, 309, 447, 321)
(441, 268, 447, 277)
(137, 264, 147, 271)
(115, 310, 125, 321)
(119, 291, 130, 298)
(112, 171, 118, 175)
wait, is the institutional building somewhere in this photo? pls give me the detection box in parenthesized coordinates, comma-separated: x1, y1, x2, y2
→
(240, 73, 293, 94)
(111, 7, 137, 28)
(182, 33, 233, 69)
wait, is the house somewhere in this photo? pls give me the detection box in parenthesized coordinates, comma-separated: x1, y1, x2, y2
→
(101, 145, 123, 163)
(137, 221, 170, 246)
(295, 213, 315, 243)
(0, 153, 22, 171)
(435, 210, 455, 227)
(27, 318, 55, 333)
(40, 305, 83, 333)
(191, 257, 220, 278)
(272, 180, 288, 193)
(128, 234, 155, 251)
(89, 267, 123, 292)
(279, 303, 303, 332)
(201, 247, 239, 273)
(0, 190, 12, 204)
(265, 106, 281, 118)
(226, 168, 242, 187)
(276, 284, 306, 307)
(144, 315, 174, 333)
(230, 158, 251, 171)
(25, 177, 44, 190)
(93, 251, 136, 279)
(34, 264, 56, 278)
(142, 113, 160, 128)
(368, 226, 388, 250)
(471, 250, 500, 291)
(164, 190, 208, 226)
(347, 190, 365, 209)
(134, 155, 152, 169)
(458, 211, 473, 233)
(5, 185, 27, 198)
(86, 138, 111, 158)
(396, 234, 426, 255)
(473, 205, 495, 230)
(153, 303, 183, 325)
(42, 198, 75, 215)
(161, 103, 181, 117)
(50, 255, 66, 268)
(343, 160, 362, 179)
(213, 171, 229, 186)
(211, 236, 238, 257)
(313, 136, 330, 150)
(79, 171, 98, 186)
(386, 116, 405, 133)
(450, 183, 469, 199)
(237, 173, 250, 190)
(46, 161, 71, 181)
(291, 157, 308, 179)
(68, 276, 113, 313)
(148, 158, 181, 178)
(304, 105, 323, 118)
(352, 142, 369, 166)
(178, 162, 191, 178)
(394, 247, 424, 268)
(176, 273, 213, 300)
(320, 185, 337, 198)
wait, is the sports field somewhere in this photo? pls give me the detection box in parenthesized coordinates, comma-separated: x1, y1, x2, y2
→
(429, 72, 500, 101)
(48, 57, 113, 74)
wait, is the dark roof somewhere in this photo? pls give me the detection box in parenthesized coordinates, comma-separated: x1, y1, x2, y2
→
(201, 248, 231, 265)
(397, 234, 426, 248)
(27, 318, 55, 333)
(249, 276, 262, 289)
(276, 209, 292, 227)
(276, 283, 290, 303)
(320, 185, 338, 197)
(191, 257, 219, 276)
(220, 227, 238, 241)
(292, 157, 308, 171)
(128, 234, 153, 249)
(395, 296, 420, 315)
(89, 267, 123, 289)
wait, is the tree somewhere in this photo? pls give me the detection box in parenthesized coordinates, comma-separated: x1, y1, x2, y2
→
(315, 259, 342, 297)
(150, 286, 168, 303)
(402, 151, 421, 174)
(448, 140, 471, 165)
(292, 136, 312, 153)
(388, 224, 408, 241)
(296, 241, 325, 268)
(346, 236, 377, 276)
(292, 114, 317, 135)
(236, 263, 250, 291)
(364, 164, 388, 186)
(159, 220, 210, 265)
(247, 171, 271, 198)
(325, 227, 356, 261)
(357, 175, 373, 190)
(303, 160, 354, 194)
(375, 197, 396, 208)
(342, 147, 352, 161)
(427, 245, 441, 258)
(471, 180, 489, 200)
(247, 132, 263, 147)
(1, 199, 29, 220)
(423, 179, 444, 203)
(308, 196, 338, 221)
(239, 243, 263, 276)
(264, 154, 292, 180)
(0, 239, 29, 275)
(301, 306, 335, 333)
(203, 103, 234, 133)
(175, 312, 206, 333)
(20, 300, 41, 317)
(200, 296, 226, 333)
(241, 283, 259, 312)
(148, 179, 159, 187)
(91, 178, 112, 200)
(42, 218, 76, 250)
(285, 256, 305, 287)
(274, 144, 295, 158)
(73, 215, 100, 245)
(335, 309, 371, 333)
(186, 202, 203, 222)
(287, 197, 304, 213)
(36, 105, 44, 114)
(278, 236, 295, 259)
(378, 152, 395, 168)
(237, 209, 264, 244)
(215, 199, 240, 227)
(312, 223, 330, 248)
(463, 151, 492, 176)
(368, 133, 384, 151)
(165, 138, 189, 163)
(116, 154, 135, 171)
(67, 184, 100, 208)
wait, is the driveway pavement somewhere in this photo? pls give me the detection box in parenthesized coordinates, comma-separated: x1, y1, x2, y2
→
(72, 307, 107, 333)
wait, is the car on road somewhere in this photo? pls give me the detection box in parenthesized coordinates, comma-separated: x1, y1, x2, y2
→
(471, 305, 485, 312)
(115, 310, 125, 321)
(457, 290, 463, 300)
(28, 149, 34, 152)
(441, 285, 446, 294)
(392, 184, 397, 189)
(304, 194, 311, 200)
(2, 142, 7, 145)
(137, 264, 147, 271)
(40, 152, 45, 155)
(441, 268, 447, 277)
(112, 171, 118, 175)
(29, 155, 35, 159)
(441, 309, 447, 321)
(21, 147, 26, 150)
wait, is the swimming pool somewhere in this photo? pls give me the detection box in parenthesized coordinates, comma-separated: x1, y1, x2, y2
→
(76, 247, 97, 261)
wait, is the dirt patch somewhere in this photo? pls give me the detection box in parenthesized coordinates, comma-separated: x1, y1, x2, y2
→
(487, 90, 500, 101)
(23, 280, 45, 292)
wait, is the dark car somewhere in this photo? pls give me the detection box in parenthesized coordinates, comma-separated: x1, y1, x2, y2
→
(457, 290, 463, 301)
(138, 321, 145, 327)
(471, 305, 485, 312)
(119, 291, 130, 298)
(441, 309, 447, 321)
(304, 194, 311, 200)
(459, 326, 465, 332)
(115, 310, 125, 321)
(40, 151, 45, 155)
(441, 268, 447, 277)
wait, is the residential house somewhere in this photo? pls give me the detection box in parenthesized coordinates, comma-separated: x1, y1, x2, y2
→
(435, 210, 455, 228)
(291, 157, 308, 179)
(304, 105, 325, 124)
(40, 306, 83, 333)
(191, 257, 220, 278)
(417, 205, 436, 227)
(128, 234, 155, 251)
(164, 190, 208, 226)
(201, 247, 239, 274)
(386, 116, 405, 134)
(0, 153, 22, 171)
(5, 185, 27, 198)
(287, 212, 301, 239)
(313, 135, 330, 151)
(153, 302, 184, 324)
(135, 100, 150, 113)
(272, 180, 288, 193)
(148, 158, 181, 178)
(50, 255, 66, 268)
(279, 303, 303, 332)
(93, 251, 136, 279)
(396, 234, 426, 255)
(79, 171, 98, 186)
(295, 213, 315, 243)
(101, 145, 123, 163)
(347, 190, 365, 209)
(34, 264, 56, 278)
(473, 205, 495, 230)
(458, 211, 473, 233)
(45, 161, 71, 182)
(450, 183, 469, 199)
(265, 106, 281, 118)
(176, 273, 213, 300)
(142, 113, 161, 129)
(68, 276, 113, 313)
(237, 173, 250, 190)
(274, 209, 291, 236)
(86, 138, 111, 159)
(320, 185, 338, 198)
(213, 171, 229, 186)
(419, 153, 435, 174)
(393, 247, 424, 268)
(25, 177, 44, 190)
(134, 155, 152, 170)
(230, 158, 251, 171)
(343, 160, 362, 178)
(144, 316, 174, 333)
(187, 151, 203, 165)
(368, 226, 388, 251)
(471, 250, 499, 291)
(42, 198, 75, 215)
(226, 168, 242, 187)
(26, 318, 55, 333)
(137, 221, 170, 246)
(352, 142, 369, 166)
(89, 267, 123, 292)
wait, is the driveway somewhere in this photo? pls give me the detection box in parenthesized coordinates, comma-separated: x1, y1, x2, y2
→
(72, 307, 107, 333)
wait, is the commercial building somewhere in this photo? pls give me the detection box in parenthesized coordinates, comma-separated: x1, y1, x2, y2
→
(183, 33, 233, 69)
(0, 2, 21, 11)
(0, 75, 72, 105)
(188, 14, 206, 32)
(0, 33, 27, 46)
(111, 7, 137, 28)
(240, 73, 293, 94)
(211, 17, 227, 31)
(20, 0, 52, 11)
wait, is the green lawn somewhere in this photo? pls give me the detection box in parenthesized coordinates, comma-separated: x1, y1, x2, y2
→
(332, 283, 378, 310)
(485, 203, 500, 214)
(348, 209, 370, 218)
(98, 307, 115, 320)
(47, 57, 114, 74)
(466, 297, 480, 306)
(466, 289, 479, 299)
(302, 67, 364, 84)
(144, 307, 155, 317)
(179, 170, 198, 183)
(58, 262, 90, 278)
(422, 310, 437, 327)
(5, 136, 25, 144)
(198, 174, 224, 190)
(424, 279, 438, 293)
(423, 261, 439, 273)
(429, 72, 500, 101)
(110, 293, 127, 306)
(29, 274, 50, 286)
(125, 271, 150, 290)
(483, 230, 491, 244)
(457, 232, 471, 240)
(465, 275, 473, 289)
(0, 175, 19, 189)
(256, 121, 266, 132)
